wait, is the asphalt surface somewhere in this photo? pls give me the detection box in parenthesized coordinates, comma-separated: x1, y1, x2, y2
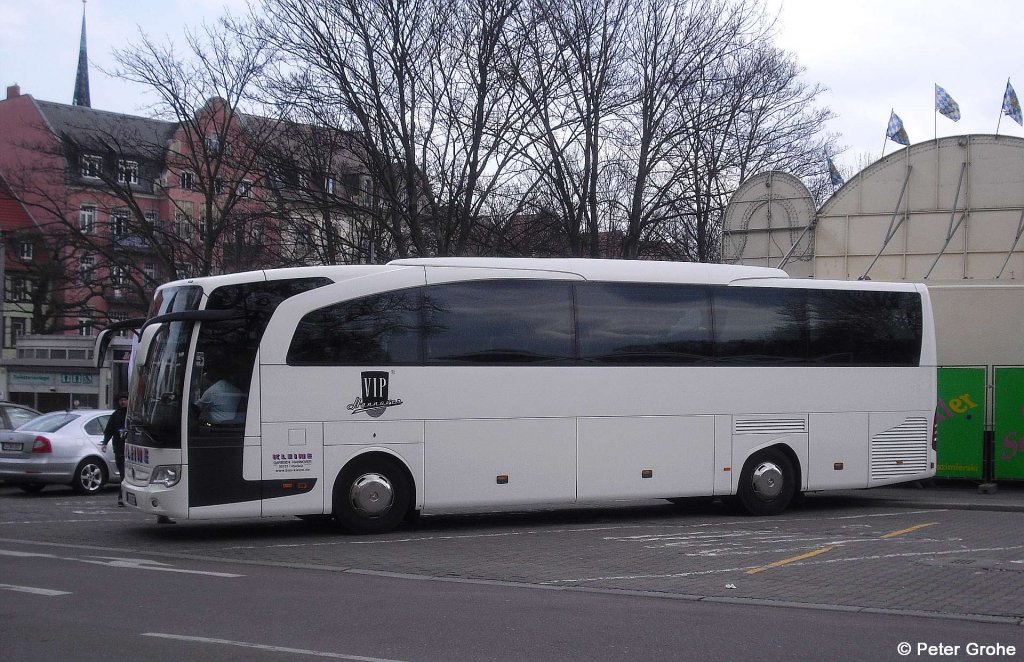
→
(3, 478, 1024, 629)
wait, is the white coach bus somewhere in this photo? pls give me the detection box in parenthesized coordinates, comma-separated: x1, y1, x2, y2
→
(96, 258, 936, 532)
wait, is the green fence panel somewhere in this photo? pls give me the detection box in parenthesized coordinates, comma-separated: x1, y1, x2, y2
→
(935, 367, 985, 479)
(994, 367, 1024, 481)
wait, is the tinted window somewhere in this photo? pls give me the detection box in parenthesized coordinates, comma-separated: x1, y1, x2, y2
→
(84, 415, 110, 435)
(200, 278, 332, 398)
(807, 289, 922, 366)
(425, 281, 574, 364)
(19, 412, 79, 433)
(288, 289, 422, 365)
(577, 283, 712, 364)
(713, 287, 808, 365)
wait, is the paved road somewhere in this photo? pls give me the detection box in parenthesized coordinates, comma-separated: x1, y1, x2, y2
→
(1, 537, 1020, 662)
(2, 482, 1023, 626)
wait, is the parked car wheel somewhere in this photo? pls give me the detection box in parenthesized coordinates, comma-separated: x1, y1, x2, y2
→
(72, 457, 108, 495)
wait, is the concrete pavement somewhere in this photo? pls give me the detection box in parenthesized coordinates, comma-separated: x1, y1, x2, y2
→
(823, 479, 1024, 513)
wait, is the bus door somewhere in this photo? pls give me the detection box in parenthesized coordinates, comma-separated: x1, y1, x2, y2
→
(186, 348, 262, 518)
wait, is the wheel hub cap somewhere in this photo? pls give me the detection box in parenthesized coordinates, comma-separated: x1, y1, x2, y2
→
(82, 465, 102, 491)
(751, 462, 783, 501)
(349, 473, 394, 516)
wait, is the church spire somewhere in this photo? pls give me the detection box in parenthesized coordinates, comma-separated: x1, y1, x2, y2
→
(73, 0, 91, 107)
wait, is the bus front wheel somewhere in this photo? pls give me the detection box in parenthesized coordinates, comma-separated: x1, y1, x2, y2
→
(333, 456, 411, 534)
(737, 448, 795, 516)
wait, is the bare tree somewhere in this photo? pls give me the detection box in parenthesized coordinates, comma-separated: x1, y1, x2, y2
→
(655, 3, 836, 262)
(110, 19, 286, 277)
(511, 0, 631, 257)
(254, 0, 537, 259)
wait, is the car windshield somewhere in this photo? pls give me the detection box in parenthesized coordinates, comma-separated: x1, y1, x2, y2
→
(17, 412, 80, 433)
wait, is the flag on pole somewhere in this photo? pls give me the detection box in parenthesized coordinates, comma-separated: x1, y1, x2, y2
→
(935, 84, 961, 121)
(1003, 81, 1023, 125)
(827, 155, 844, 188)
(886, 111, 910, 145)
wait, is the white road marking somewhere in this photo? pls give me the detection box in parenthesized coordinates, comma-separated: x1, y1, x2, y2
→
(0, 549, 242, 577)
(0, 583, 71, 596)
(142, 633, 408, 661)
(542, 545, 1024, 584)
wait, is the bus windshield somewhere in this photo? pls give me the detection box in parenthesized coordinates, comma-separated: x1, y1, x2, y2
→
(129, 285, 202, 447)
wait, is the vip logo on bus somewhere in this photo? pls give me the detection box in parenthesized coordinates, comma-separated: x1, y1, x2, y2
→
(347, 371, 403, 418)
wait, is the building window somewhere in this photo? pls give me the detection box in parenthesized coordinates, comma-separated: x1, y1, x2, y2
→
(174, 213, 191, 239)
(143, 210, 156, 228)
(325, 177, 336, 195)
(18, 242, 33, 261)
(111, 209, 130, 237)
(79, 254, 95, 283)
(342, 173, 364, 200)
(207, 133, 220, 152)
(111, 265, 126, 287)
(79, 205, 96, 234)
(239, 180, 253, 198)
(78, 317, 93, 337)
(247, 221, 265, 246)
(215, 177, 224, 195)
(180, 171, 195, 190)
(143, 261, 156, 280)
(9, 277, 31, 303)
(81, 154, 102, 179)
(117, 160, 139, 185)
(176, 263, 194, 279)
(9, 318, 27, 347)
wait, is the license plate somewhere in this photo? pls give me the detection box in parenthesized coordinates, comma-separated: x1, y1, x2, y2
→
(126, 492, 137, 506)
(2, 442, 22, 451)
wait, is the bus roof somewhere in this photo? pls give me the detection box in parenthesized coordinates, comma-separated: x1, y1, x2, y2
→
(389, 257, 789, 284)
(156, 259, 789, 292)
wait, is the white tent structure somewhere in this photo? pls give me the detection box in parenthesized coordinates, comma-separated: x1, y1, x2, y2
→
(724, 135, 1024, 282)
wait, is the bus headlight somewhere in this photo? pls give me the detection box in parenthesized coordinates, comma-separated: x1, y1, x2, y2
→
(150, 465, 182, 487)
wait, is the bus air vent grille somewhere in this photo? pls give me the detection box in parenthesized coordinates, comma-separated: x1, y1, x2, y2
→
(870, 417, 930, 479)
(733, 418, 807, 435)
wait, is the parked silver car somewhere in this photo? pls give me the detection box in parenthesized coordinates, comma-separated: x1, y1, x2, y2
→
(0, 409, 117, 494)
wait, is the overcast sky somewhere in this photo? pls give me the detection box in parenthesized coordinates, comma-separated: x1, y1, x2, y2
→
(3, 0, 1023, 175)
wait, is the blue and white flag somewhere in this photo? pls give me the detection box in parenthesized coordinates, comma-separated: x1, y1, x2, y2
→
(886, 111, 910, 145)
(935, 84, 961, 121)
(1003, 81, 1023, 126)
(827, 155, 844, 188)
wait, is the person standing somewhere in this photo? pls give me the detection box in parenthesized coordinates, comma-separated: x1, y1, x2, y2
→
(101, 395, 128, 506)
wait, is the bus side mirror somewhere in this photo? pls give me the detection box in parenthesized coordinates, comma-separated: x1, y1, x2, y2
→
(134, 324, 161, 368)
(93, 328, 115, 369)
(92, 317, 146, 368)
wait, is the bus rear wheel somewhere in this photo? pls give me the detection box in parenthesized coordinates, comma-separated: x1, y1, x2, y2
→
(737, 448, 795, 516)
(333, 456, 411, 534)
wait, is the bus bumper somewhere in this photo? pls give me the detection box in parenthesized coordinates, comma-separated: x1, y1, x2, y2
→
(122, 466, 188, 519)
